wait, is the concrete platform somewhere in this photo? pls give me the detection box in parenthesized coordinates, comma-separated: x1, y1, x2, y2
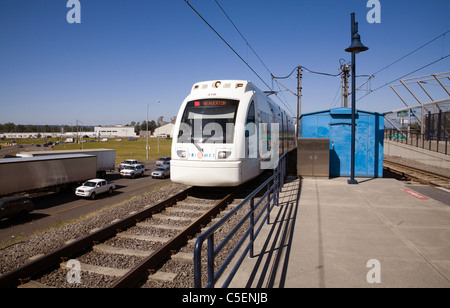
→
(227, 177, 450, 288)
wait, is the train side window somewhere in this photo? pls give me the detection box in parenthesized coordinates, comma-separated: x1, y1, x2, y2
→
(246, 101, 256, 137)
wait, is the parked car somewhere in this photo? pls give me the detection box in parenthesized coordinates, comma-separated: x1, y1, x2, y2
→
(156, 157, 171, 166)
(75, 179, 115, 199)
(0, 196, 34, 219)
(118, 159, 145, 172)
(120, 164, 145, 178)
(152, 165, 170, 179)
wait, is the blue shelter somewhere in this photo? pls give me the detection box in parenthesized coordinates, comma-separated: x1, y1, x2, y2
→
(300, 107, 384, 178)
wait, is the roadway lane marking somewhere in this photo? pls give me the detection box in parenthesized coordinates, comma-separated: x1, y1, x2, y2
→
(50, 200, 96, 215)
(49, 180, 169, 216)
(119, 179, 170, 194)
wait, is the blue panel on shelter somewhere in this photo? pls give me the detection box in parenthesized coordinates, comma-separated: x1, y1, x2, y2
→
(300, 108, 384, 178)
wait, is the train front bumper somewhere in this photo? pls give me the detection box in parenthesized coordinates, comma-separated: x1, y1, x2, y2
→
(170, 160, 242, 187)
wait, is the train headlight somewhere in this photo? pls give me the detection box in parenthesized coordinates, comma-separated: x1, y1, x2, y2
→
(217, 151, 231, 159)
(177, 150, 187, 159)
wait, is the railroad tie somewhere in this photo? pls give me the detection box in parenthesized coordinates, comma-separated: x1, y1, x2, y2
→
(116, 232, 171, 243)
(60, 261, 130, 277)
(93, 243, 154, 258)
(147, 271, 178, 283)
(18, 281, 55, 288)
(137, 221, 185, 231)
(152, 213, 193, 222)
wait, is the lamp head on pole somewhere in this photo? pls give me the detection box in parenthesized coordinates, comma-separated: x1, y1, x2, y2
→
(345, 33, 369, 54)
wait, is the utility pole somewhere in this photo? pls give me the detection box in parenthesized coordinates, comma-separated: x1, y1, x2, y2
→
(296, 66, 302, 139)
(340, 64, 351, 107)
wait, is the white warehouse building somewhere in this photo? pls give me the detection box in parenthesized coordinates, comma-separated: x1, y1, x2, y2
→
(153, 123, 175, 138)
(94, 125, 137, 138)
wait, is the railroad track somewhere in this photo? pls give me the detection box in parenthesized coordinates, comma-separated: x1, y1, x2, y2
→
(0, 185, 245, 288)
(383, 160, 450, 189)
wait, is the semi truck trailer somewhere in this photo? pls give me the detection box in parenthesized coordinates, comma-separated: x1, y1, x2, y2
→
(0, 154, 97, 197)
(17, 149, 115, 177)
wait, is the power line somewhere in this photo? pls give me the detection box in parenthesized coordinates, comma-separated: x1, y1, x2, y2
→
(183, 0, 296, 116)
(357, 29, 450, 101)
(214, 0, 272, 77)
(358, 53, 450, 102)
(272, 65, 341, 80)
(183, 0, 271, 91)
(213, 0, 294, 116)
(371, 30, 449, 76)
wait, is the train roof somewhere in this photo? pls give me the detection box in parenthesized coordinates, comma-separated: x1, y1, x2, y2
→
(190, 80, 255, 94)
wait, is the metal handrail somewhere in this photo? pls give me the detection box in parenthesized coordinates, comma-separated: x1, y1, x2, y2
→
(385, 129, 449, 155)
(193, 152, 288, 288)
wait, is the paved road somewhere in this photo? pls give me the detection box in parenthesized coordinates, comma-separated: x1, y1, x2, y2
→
(0, 166, 171, 246)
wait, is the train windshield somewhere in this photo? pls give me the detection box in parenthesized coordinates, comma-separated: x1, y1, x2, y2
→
(178, 99, 239, 144)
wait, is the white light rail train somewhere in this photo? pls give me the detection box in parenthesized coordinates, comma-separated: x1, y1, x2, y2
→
(171, 80, 296, 187)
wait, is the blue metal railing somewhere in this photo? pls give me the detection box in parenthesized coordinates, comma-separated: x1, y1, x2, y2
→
(193, 152, 288, 288)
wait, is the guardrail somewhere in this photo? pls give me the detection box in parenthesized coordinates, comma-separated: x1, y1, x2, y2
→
(385, 129, 449, 155)
(193, 151, 288, 288)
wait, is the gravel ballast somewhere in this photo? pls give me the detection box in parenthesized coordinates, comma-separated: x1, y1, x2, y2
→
(0, 183, 188, 276)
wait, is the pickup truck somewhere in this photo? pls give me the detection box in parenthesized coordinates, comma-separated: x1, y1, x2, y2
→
(120, 164, 145, 178)
(117, 159, 145, 172)
(75, 179, 116, 199)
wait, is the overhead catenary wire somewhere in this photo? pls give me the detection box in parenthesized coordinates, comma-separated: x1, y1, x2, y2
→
(213, 0, 295, 116)
(371, 30, 450, 77)
(358, 53, 450, 102)
(271, 65, 342, 104)
(214, 0, 272, 77)
(357, 29, 450, 102)
(184, 0, 295, 116)
(183, 0, 272, 91)
(272, 65, 342, 80)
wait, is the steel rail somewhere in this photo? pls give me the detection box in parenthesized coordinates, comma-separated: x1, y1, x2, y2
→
(110, 189, 240, 288)
(383, 160, 450, 188)
(0, 188, 193, 288)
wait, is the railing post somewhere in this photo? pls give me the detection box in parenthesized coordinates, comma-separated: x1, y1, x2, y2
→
(192, 152, 291, 288)
(445, 138, 448, 155)
(194, 241, 202, 288)
(250, 198, 255, 258)
(207, 235, 215, 288)
(276, 170, 280, 207)
(267, 181, 271, 225)
(422, 132, 425, 149)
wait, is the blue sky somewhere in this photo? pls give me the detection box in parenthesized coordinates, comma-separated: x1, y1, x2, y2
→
(0, 0, 449, 126)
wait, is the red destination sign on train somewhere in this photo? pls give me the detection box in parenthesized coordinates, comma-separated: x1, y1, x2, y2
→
(194, 100, 227, 107)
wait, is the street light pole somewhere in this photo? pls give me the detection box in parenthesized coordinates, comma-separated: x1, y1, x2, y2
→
(345, 12, 368, 185)
(349, 50, 357, 184)
(146, 99, 160, 160)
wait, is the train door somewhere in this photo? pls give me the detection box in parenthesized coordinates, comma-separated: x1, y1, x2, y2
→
(245, 101, 259, 174)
